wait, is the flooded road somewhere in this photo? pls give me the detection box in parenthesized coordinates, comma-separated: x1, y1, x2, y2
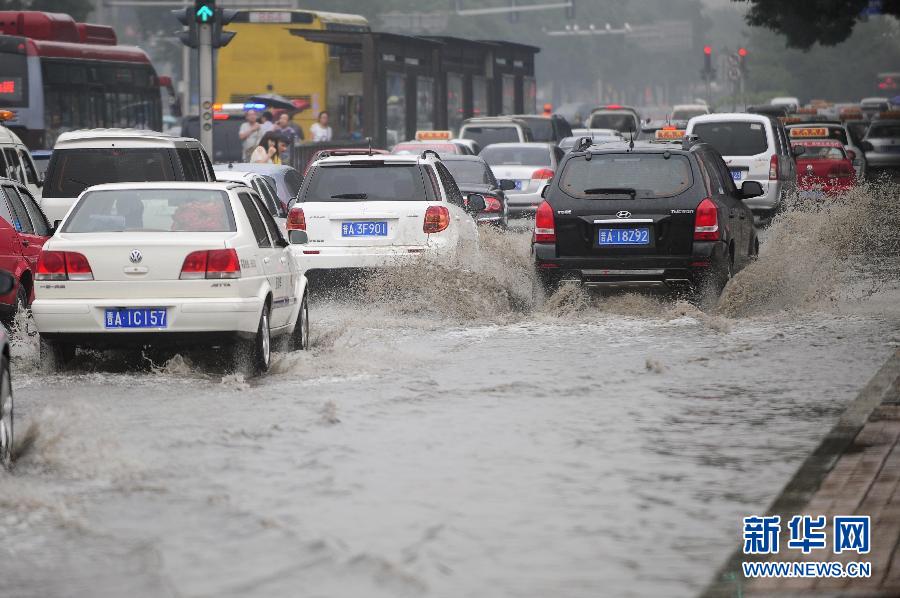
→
(2, 185, 899, 598)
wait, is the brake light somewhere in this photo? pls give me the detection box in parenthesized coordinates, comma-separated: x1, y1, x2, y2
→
(286, 206, 306, 231)
(483, 195, 502, 213)
(769, 154, 779, 180)
(607, 104, 622, 109)
(694, 198, 719, 241)
(534, 200, 556, 243)
(532, 168, 554, 181)
(36, 250, 93, 281)
(423, 205, 450, 233)
(180, 249, 241, 280)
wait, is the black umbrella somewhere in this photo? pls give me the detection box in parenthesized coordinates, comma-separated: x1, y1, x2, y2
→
(248, 93, 297, 112)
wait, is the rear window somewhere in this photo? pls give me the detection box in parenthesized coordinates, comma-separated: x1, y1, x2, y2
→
(443, 160, 493, 185)
(867, 123, 900, 138)
(672, 108, 707, 120)
(588, 112, 638, 133)
(461, 126, 520, 146)
(64, 189, 235, 233)
(521, 119, 554, 142)
(283, 169, 303, 197)
(44, 148, 178, 198)
(301, 163, 426, 202)
(691, 121, 769, 156)
(560, 153, 693, 199)
(797, 145, 846, 160)
(480, 146, 551, 167)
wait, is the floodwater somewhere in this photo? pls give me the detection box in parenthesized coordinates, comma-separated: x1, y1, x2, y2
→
(1, 183, 899, 598)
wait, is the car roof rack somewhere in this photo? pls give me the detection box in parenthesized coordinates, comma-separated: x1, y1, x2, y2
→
(421, 149, 442, 160)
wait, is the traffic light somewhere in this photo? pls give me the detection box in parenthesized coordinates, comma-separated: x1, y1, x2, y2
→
(702, 45, 715, 81)
(173, 7, 198, 48)
(738, 47, 748, 75)
(194, 0, 215, 24)
(566, 0, 576, 20)
(212, 8, 237, 48)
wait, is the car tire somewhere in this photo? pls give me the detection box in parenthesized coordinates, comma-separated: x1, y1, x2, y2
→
(241, 302, 272, 375)
(39, 337, 75, 371)
(694, 246, 733, 308)
(290, 292, 309, 351)
(0, 354, 12, 469)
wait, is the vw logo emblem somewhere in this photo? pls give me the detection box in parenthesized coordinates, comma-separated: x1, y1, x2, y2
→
(616, 210, 632, 219)
(129, 249, 142, 264)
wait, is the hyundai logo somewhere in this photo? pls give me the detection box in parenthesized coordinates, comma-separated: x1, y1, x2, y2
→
(129, 249, 142, 264)
(616, 210, 632, 219)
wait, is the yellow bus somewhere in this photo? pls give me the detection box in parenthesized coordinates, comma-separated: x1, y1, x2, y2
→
(216, 9, 369, 139)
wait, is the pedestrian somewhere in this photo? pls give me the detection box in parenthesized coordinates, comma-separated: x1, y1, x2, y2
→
(275, 113, 297, 144)
(310, 111, 333, 142)
(250, 131, 279, 164)
(542, 103, 553, 117)
(239, 109, 263, 162)
(260, 111, 275, 134)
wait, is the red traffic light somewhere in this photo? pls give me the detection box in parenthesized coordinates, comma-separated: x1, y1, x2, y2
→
(703, 45, 712, 55)
(738, 47, 748, 57)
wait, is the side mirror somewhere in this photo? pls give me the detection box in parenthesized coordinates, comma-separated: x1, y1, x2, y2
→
(288, 229, 309, 244)
(540, 184, 550, 199)
(0, 270, 13, 295)
(740, 180, 764, 199)
(791, 145, 806, 157)
(499, 179, 516, 191)
(466, 193, 486, 213)
(860, 141, 875, 152)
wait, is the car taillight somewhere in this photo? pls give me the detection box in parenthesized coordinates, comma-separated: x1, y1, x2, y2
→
(534, 200, 556, 243)
(532, 168, 554, 180)
(483, 195, 501, 213)
(36, 250, 93, 281)
(423, 205, 450, 233)
(769, 154, 779, 180)
(286, 206, 306, 231)
(694, 198, 719, 241)
(180, 249, 241, 280)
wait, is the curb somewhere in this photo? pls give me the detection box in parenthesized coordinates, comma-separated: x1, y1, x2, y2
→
(700, 349, 900, 598)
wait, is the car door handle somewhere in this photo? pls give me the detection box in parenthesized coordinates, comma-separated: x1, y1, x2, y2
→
(263, 257, 271, 264)
(280, 256, 287, 264)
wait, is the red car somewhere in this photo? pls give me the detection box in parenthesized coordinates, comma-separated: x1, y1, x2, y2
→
(0, 178, 52, 321)
(304, 148, 388, 176)
(791, 139, 856, 196)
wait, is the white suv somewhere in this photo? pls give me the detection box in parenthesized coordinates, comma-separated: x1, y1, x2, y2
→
(686, 113, 798, 218)
(40, 129, 216, 224)
(0, 124, 42, 199)
(286, 152, 482, 273)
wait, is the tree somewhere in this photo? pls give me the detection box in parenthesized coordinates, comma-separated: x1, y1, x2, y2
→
(0, 0, 93, 22)
(734, 0, 900, 49)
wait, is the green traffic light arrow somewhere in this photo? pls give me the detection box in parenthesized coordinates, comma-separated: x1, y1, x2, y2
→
(196, 5, 213, 22)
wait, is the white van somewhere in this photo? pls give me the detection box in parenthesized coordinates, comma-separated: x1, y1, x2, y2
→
(686, 113, 799, 218)
(40, 129, 216, 224)
(0, 124, 42, 199)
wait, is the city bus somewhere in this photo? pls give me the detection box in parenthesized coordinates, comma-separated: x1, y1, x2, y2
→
(0, 11, 162, 150)
(216, 9, 369, 140)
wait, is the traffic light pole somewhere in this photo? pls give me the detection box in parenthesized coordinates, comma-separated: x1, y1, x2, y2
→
(198, 21, 214, 156)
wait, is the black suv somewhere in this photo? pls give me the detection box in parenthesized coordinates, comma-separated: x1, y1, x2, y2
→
(533, 138, 762, 296)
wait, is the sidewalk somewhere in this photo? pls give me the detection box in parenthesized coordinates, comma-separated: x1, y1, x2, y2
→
(703, 349, 900, 598)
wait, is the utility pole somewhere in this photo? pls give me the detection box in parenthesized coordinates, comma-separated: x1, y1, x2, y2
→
(198, 12, 213, 154)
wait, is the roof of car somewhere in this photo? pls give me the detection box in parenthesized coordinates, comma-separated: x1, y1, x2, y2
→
(315, 153, 434, 166)
(0, 125, 25, 146)
(438, 154, 487, 162)
(81, 182, 247, 193)
(480, 142, 557, 149)
(460, 117, 530, 126)
(214, 163, 300, 177)
(213, 170, 262, 182)
(55, 128, 202, 147)
(689, 113, 773, 124)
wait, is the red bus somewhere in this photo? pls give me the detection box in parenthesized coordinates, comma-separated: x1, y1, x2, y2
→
(0, 11, 162, 150)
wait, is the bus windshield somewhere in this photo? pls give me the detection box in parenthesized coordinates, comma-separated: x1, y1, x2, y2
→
(44, 149, 179, 198)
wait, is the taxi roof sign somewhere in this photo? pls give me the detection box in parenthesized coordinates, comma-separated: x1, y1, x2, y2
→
(876, 110, 900, 119)
(655, 129, 685, 140)
(797, 107, 818, 115)
(416, 130, 452, 141)
(789, 127, 828, 138)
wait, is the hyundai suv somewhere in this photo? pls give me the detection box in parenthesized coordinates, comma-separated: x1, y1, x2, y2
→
(533, 138, 762, 297)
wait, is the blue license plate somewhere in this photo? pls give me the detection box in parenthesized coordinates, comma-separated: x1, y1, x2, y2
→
(104, 308, 167, 329)
(730, 169, 744, 181)
(598, 227, 651, 246)
(514, 180, 525, 190)
(342, 221, 388, 237)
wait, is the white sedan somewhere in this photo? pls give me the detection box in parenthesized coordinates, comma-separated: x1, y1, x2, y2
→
(31, 182, 309, 374)
(286, 153, 483, 272)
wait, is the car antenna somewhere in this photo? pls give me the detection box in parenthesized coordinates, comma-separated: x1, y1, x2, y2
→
(366, 137, 373, 156)
(628, 132, 634, 151)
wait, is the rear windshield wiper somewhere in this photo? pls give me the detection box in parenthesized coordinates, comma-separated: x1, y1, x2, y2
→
(583, 187, 637, 198)
(330, 193, 368, 199)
